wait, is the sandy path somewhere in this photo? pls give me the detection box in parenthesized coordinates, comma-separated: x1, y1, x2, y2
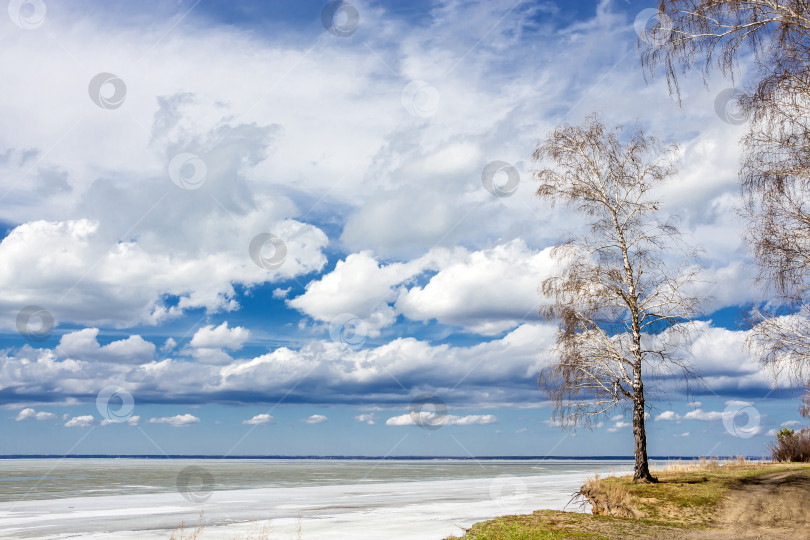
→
(663, 470, 810, 540)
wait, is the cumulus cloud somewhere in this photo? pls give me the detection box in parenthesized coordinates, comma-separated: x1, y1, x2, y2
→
(354, 413, 376, 425)
(290, 240, 554, 336)
(0, 319, 794, 409)
(148, 414, 200, 427)
(64, 415, 94, 428)
(288, 250, 444, 337)
(56, 328, 155, 364)
(607, 420, 631, 433)
(304, 414, 328, 424)
(243, 414, 275, 425)
(0, 218, 328, 330)
(683, 409, 725, 421)
(385, 413, 497, 426)
(100, 415, 140, 427)
(15, 408, 56, 421)
(190, 322, 251, 350)
(395, 241, 556, 335)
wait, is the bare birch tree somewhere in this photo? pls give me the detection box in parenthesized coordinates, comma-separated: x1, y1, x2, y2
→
(640, 0, 810, 413)
(533, 115, 702, 482)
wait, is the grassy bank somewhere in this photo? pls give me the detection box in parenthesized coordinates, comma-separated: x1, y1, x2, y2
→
(446, 460, 810, 539)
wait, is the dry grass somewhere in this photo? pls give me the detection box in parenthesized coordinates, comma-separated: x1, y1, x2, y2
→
(578, 474, 637, 518)
(655, 456, 761, 474)
(168, 512, 275, 540)
(447, 460, 810, 540)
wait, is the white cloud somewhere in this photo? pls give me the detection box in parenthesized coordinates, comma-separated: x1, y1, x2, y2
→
(725, 400, 755, 407)
(385, 413, 497, 426)
(15, 408, 56, 421)
(0, 0, 767, 344)
(607, 420, 631, 433)
(385, 414, 420, 426)
(56, 328, 155, 364)
(516, 428, 528, 434)
(354, 413, 376, 425)
(655, 411, 680, 422)
(190, 322, 251, 350)
(395, 241, 555, 335)
(243, 414, 275, 425)
(304, 414, 328, 424)
(288, 250, 442, 337)
(148, 414, 200, 427)
(100, 415, 140, 427)
(0, 217, 328, 330)
(64, 415, 94, 428)
(272, 287, 291, 299)
(683, 409, 725, 421)
(0, 319, 793, 408)
(290, 240, 555, 336)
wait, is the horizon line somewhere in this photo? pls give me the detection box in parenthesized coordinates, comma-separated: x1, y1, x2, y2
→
(0, 454, 769, 460)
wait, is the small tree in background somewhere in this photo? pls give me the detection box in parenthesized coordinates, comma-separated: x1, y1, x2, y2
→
(769, 427, 810, 462)
(533, 114, 702, 482)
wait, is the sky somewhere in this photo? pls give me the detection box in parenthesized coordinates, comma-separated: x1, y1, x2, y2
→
(0, 0, 805, 458)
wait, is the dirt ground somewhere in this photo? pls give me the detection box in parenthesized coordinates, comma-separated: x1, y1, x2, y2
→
(657, 470, 810, 540)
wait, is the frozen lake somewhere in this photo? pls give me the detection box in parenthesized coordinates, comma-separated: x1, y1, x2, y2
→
(0, 458, 636, 539)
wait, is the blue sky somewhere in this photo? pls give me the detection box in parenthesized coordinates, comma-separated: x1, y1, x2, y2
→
(0, 0, 805, 457)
